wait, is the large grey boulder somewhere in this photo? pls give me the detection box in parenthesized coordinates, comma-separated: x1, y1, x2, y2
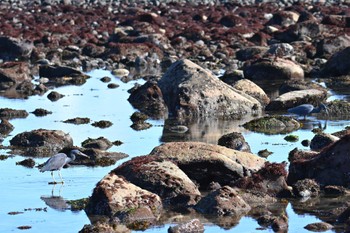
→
(158, 59, 262, 120)
(149, 141, 265, 189)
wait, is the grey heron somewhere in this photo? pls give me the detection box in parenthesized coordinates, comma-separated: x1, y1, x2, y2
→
(39, 149, 89, 184)
(287, 103, 329, 119)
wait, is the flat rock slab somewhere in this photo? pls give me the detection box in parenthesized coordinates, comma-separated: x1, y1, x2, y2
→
(149, 141, 265, 188)
(266, 89, 327, 111)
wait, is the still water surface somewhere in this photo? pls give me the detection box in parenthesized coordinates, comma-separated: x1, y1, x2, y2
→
(0, 69, 348, 232)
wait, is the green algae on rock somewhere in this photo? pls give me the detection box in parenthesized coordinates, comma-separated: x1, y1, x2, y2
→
(243, 116, 300, 134)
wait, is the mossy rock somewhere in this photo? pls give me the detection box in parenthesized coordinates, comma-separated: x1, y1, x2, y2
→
(326, 100, 350, 119)
(243, 115, 300, 134)
(67, 198, 89, 211)
(284, 135, 299, 142)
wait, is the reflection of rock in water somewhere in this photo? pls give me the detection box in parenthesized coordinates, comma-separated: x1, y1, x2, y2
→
(40, 196, 70, 211)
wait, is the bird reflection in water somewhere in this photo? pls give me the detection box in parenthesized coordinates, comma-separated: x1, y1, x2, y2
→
(40, 184, 70, 211)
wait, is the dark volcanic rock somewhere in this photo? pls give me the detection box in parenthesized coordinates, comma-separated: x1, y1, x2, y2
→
(113, 155, 201, 206)
(195, 186, 251, 216)
(292, 179, 320, 198)
(288, 134, 350, 186)
(321, 47, 350, 78)
(0, 108, 28, 119)
(234, 162, 291, 198)
(0, 118, 14, 135)
(81, 137, 113, 150)
(63, 117, 90, 125)
(47, 91, 64, 101)
(218, 132, 251, 153)
(16, 158, 35, 168)
(310, 133, 339, 151)
(128, 80, 167, 118)
(0, 62, 32, 90)
(0, 36, 33, 60)
(91, 120, 112, 128)
(10, 129, 73, 156)
(31, 108, 52, 117)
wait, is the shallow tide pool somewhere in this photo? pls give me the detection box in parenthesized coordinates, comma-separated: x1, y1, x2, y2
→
(0, 69, 348, 233)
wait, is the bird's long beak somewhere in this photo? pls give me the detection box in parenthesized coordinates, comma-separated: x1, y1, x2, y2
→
(77, 151, 90, 159)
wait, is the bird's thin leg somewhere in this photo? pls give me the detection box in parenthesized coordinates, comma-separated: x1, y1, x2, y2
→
(58, 170, 64, 183)
(51, 171, 56, 183)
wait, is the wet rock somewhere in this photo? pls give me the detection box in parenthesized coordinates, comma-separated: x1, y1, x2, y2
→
(0, 118, 14, 135)
(304, 222, 333, 232)
(65, 148, 127, 167)
(39, 65, 87, 79)
(128, 80, 167, 118)
(81, 137, 113, 150)
(243, 115, 300, 134)
(113, 156, 201, 206)
(279, 80, 327, 95)
(158, 59, 262, 120)
(284, 134, 299, 142)
(31, 108, 52, 117)
(10, 129, 73, 156)
(258, 149, 273, 158)
(321, 47, 350, 78)
(292, 179, 320, 198)
(0, 62, 32, 90)
(288, 148, 318, 162)
(100, 76, 111, 83)
(326, 100, 350, 118)
(236, 46, 268, 61)
(0, 108, 28, 119)
(232, 79, 270, 106)
(47, 91, 64, 101)
(0, 36, 33, 60)
(79, 222, 130, 233)
(288, 134, 350, 186)
(91, 120, 113, 128)
(168, 219, 204, 233)
(243, 58, 304, 81)
(195, 186, 251, 216)
(16, 158, 35, 168)
(169, 125, 188, 133)
(85, 173, 162, 226)
(301, 139, 311, 147)
(130, 112, 152, 131)
(234, 162, 291, 198)
(310, 133, 339, 151)
(149, 141, 265, 189)
(107, 83, 119, 89)
(217, 132, 251, 153)
(265, 89, 327, 111)
(63, 117, 90, 125)
(324, 185, 349, 196)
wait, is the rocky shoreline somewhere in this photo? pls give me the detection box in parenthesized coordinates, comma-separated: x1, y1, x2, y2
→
(2, 0, 350, 232)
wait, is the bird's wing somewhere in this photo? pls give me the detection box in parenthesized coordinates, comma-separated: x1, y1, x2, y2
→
(39, 153, 67, 172)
